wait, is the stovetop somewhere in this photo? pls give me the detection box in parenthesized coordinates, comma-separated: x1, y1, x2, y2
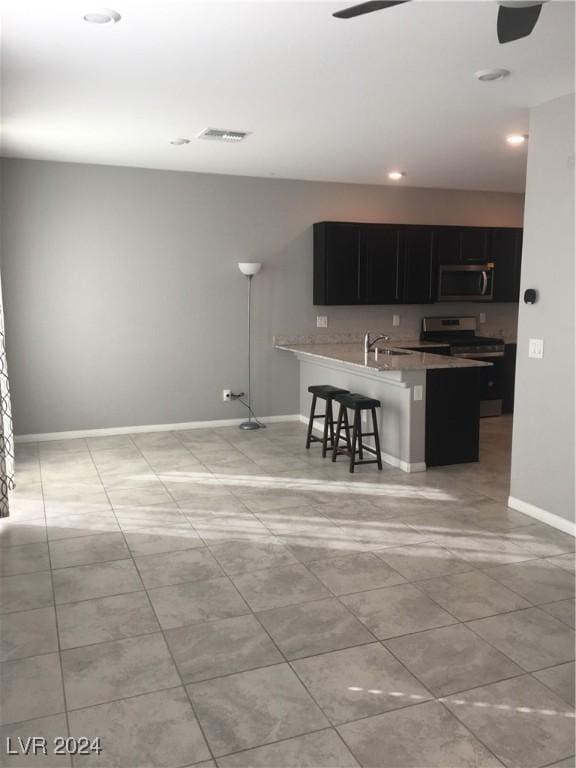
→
(421, 334, 504, 348)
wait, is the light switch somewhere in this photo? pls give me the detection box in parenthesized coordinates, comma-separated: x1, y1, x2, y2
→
(392, 314, 401, 327)
(414, 385, 423, 401)
(528, 338, 544, 359)
(479, 313, 486, 324)
(316, 316, 328, 328)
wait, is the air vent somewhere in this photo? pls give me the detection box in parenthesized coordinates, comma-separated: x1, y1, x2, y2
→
(197, 128, 250, 143)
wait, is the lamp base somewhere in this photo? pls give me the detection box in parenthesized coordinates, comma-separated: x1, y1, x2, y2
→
(239, 421, 261, 431)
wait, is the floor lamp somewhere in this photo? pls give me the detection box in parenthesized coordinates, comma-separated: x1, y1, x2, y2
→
(238, 262, 262, 430)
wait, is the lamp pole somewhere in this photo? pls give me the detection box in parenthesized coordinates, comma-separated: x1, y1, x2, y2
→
(238, 262, 262, 430)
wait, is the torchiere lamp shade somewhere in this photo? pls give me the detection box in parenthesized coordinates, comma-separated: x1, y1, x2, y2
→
(238, 262, 262, 276)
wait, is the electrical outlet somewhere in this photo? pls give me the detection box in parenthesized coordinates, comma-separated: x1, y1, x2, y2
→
(413, 385, 423, 401)
(392, 314, 400, 327)
(316, 316, 328, 328)
(222, 389, 232, 402)
(479, 313, 487, 324)
(528, 338, 544, 359)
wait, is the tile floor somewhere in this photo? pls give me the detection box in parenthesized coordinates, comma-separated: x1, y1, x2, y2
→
(1, 416, 574, 767)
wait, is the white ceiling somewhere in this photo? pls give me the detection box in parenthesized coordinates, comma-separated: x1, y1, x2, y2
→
(1, 0, 574, 192)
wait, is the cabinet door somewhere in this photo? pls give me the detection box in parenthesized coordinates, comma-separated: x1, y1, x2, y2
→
(435, 228, 461, 264)
(361, 225, 401, 304)
(491, 228, 522, 302)
(460, 228, 490, 264)
(323, 223, 362, 304)
(400, 229, 435, 303)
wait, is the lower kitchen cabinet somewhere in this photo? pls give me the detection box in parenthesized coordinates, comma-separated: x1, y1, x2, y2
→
(425, 368, 481, 466)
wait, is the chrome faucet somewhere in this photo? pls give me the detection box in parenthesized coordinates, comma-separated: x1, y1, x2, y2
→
(364, 332, 390, 355)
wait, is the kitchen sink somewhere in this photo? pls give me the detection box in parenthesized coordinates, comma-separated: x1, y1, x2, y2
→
(378, 349, 412, 356)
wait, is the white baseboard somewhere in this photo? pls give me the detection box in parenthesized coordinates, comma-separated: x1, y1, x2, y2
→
(15, 414, 301, 443)
(508, 496, 576, 537)
(298, 415, 425, 474)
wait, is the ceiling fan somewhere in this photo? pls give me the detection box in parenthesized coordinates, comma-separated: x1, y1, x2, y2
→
(332, 1, 548, 44)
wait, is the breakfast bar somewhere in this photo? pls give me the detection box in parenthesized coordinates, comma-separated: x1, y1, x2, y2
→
(276, 338, 490, 472)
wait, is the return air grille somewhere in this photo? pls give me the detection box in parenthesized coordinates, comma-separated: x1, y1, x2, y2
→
(197, 128, 249, 142)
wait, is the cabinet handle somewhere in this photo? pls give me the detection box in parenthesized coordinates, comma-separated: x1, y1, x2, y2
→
(395, 234, 400, 300)
(357, 240, 362, 300)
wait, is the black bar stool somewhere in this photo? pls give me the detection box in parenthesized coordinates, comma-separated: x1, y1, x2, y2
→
(332, 392, 383, 473)
(305, 385, 350, 457)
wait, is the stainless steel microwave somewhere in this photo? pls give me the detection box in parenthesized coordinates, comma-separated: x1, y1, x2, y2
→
(438, 264, 494, 302)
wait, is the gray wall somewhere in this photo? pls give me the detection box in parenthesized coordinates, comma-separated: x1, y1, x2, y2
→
(510, 93, 575, 524)
(0, 158, 523, 435)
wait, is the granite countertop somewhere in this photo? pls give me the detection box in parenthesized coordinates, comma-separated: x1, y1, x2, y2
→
(275, 342, 491, 372)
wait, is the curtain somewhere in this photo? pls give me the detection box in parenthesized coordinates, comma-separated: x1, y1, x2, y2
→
(0, 273, 14, 518)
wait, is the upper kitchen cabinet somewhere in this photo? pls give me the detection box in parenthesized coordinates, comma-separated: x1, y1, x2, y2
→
(313, 222, 401, 305)
(361, 225, 401, 304)
(313, 222, 522, 305)
(400, 228, 436, 303)
(460, 228, 490, 263)
(490, 228, 523, 302)
(313, 222, 362, 305)
(434, 228, 461, 264)
(435, 226, 490, 265)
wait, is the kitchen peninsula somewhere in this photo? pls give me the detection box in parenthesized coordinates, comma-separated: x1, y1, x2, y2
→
(276, 338, 490, 472)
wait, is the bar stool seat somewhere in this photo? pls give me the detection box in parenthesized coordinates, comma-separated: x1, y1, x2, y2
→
(305, 385, 350, 457)
(332, 392, 383, 473)
(334, 393, 381, 410)
(308, 385, 349, 396)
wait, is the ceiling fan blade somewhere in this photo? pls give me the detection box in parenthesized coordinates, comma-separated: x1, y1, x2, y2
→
(497, 3, 543, 43)
(333, 1, 411, 20)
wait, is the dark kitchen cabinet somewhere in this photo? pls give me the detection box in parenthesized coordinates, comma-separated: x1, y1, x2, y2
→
(426, 368, 481, 466)
(362, 225, 401, 304)
(434, 228, 461, 265)
(313, 221, 522, 306)
(460, 228, 490, 264)
(491, 228, 523, 302)
(314, 222, 361, 305)
(400, 228, 436, 303)
(434, 227, 489, 265)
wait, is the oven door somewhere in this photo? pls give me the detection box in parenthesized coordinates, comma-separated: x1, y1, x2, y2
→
(438, 265, 494, 302)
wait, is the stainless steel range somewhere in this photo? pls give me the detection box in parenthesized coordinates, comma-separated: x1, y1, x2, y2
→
(421, 316, 505, 417)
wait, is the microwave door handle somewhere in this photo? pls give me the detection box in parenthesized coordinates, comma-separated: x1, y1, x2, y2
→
(480, 270, 488, 295)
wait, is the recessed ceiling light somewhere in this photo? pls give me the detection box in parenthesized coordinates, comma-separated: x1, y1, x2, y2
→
(169, 138, 190, 146)
(83, 8, 121, 24)
(388, 171, 406, 181)
(475, 68, 510, 82)
(506, 134, 528, 146)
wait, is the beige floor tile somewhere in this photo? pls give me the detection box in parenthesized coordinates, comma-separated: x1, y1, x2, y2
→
(62, 633, 180, 709)
(165, 613, 282, 683)
(68, 688, 210, 767)
(442, 675, 575, 768)
(0, 653, 65, 725)
(468, 607, 575, 671)
(187, 663, 329, 756)
(292, 642, 432, 724)
(337, 700, 502, 767)
(340, 583, 457, 639)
